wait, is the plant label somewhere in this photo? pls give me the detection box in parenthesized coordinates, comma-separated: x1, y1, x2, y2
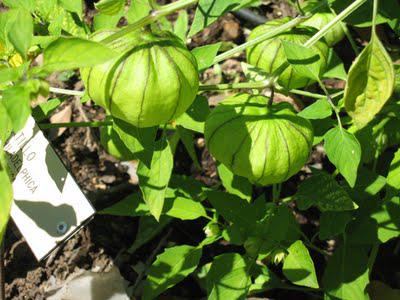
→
(4, 117, 95, 261)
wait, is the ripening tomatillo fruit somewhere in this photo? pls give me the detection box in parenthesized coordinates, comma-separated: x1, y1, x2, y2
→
(205, 93, 313, 186)
(81, 29, 199, 128)
(246, 18, 329, 89)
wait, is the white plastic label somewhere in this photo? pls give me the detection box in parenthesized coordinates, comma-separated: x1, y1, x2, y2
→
(4, 117, 95, 260)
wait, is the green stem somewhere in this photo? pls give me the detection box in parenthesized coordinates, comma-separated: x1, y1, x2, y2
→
(280, 196, 294, 204)
(199, 80, 271, 91)
(318, 80, 343, 129)
(39, 120, 112, 129)
(303, 0, 368, 48)
(289, 89, 344, 99)
(101, 0, 198, 44)
(49, 87, 84, 97)
(212, 16, 310, 65)
(299, 230, 328, 256)
(372, 0, 379, 34)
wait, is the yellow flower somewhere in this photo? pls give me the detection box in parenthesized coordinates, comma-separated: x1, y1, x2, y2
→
(9, 53, 23, 68)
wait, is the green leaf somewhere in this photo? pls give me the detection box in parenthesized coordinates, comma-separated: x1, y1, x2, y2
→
(296, 170, 358, 211)
(0, 64, 26, 84)
(386, 148, 400, 192)
(191, 43, 222, 71)
(283, 240, 319, 288)
(175, 95, 210, 133)
(332, 0, 400, 28)
(164, 197, 207, 220)
(176, 126, 201, 169)
(324, 49, 347, 80)
(32, 98, 62, 122)
(93, 11, 123, 30)
(322, 244, 369, 300)
(169, 175, 209, 201)
(0, 147, 13, 243)
(100, 123, 136, 161)
(143, 245, 202, 300)
(95, 0, 125, 15)
(138, 139, 173, 220)
(207, 191, 254, 229)
(245, 205, 300, 258)
(324, 127, 361, 187)
(217, 163, 252, 202)
(1, 85, 31, 132)
(371, 196, 400, 243)
(188, 0, 257, 37)
(319, 211, 353, 240)
(7, 9, 33, 59)
(345, 212, 378, 246)
(0, 103, 12, 143)
(113, 118, 157, 166)
(298, 99, 332, 120)
(59, 0, 83, 15)
(42, 37, 117, 73)
(126, 0, 151, 23)
(99, 193, 149, 217)
(128, 216, 171, 253)
(3, 0, 34, 11)
(249, 266, 284, 294)
(207, 253, 251, 300)
(344, 32, 395, 128)
(174, 10, 188, 42)
(281, 40, 323, 81)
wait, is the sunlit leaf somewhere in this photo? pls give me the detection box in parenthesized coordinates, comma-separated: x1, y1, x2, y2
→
(324, 127, 361, 187)
(191, 43, 222, 71)
(298, 99, 332, 120)
(207, 253, 251, 300)
(1, 85, 31, 132)
(283, 240, 319, 288)
(42, 37, 117, 73)
(138, 139, 173, 220)
(217, 163, 252, 202)
(282, 40, 323, 81)
(7, 9, 33, 59)
(174, 10, 189, 42)
(344, 32, 395, 128)
(143, 245, 202, 300)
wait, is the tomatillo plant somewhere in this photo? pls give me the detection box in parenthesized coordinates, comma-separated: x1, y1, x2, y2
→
(0, 0, 400, 299)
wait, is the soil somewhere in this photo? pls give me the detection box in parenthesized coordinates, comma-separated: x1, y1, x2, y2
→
(3, 1, 400, 300)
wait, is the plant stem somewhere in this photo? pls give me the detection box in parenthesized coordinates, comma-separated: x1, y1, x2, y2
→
(39, 121, 112, 129)
(199, 80, 271, 91)
(49, 87, 84, 97)
(299, 230, 328, 256)
(212, 16, 309, 64)
(318, 81, 343, 129)
(101, 0, 198, 44)
(268, 86, 275, 106)
(199, 81, 342, 101)
(303, 0, 367, 48)
(372, 0, 379, 36)
(289, 89, 344, 99)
